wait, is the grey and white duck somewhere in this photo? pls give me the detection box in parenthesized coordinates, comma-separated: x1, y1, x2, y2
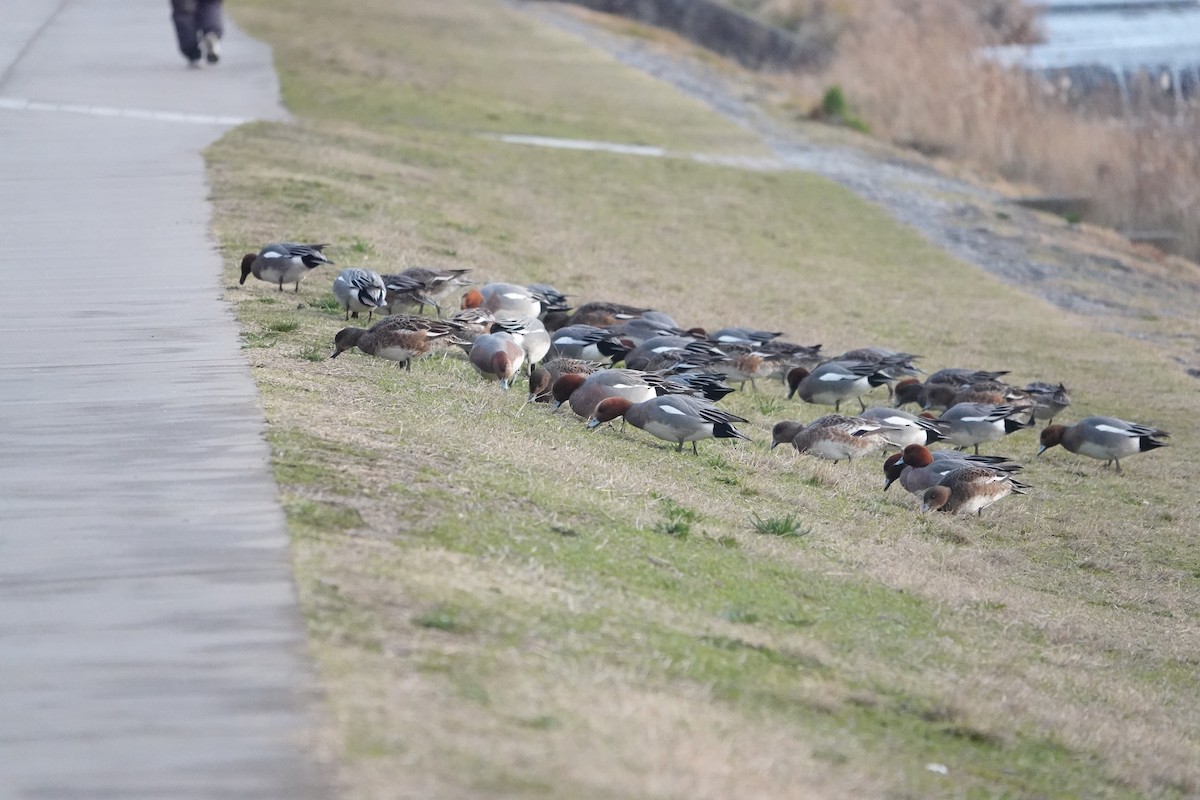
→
(239, 242, 332, 292)
(461, 283, 541, 320)
(786, 361, 891, 412)
(491, 316, 551, 365)
(935, 402, 1035, 455)
(587, 395, 751, 454)
(883, 444, 1021, 494)
(1038, 416, 1168, 473)
(467, 331, 525, 389)
(332, 268, 387, 322)
(547, 325, 632, 364)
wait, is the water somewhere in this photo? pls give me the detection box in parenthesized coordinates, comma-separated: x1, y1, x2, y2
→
(987, 0, 1200, 112)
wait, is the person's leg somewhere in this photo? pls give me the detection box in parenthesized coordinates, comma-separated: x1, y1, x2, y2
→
(196, 0, 224, 63)
(170, 0, 202, 63)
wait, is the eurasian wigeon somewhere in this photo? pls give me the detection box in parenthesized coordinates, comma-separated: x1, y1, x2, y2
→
(655, 371, 735, 402)
(398, 266, 473, 306)
(858, 407, 944, 448)
(586, 395, 751, 454)
(491, 317, 551, 365)
(708, 343, 781, 391)
(623, 336, 725, 372)
(526, 283, 571, 317)
(446, 307, 496, 344)
(546, 301, 661, 331)
(239, 242, 332, 292)
(920, 466, 1029, 516)
(528, 358, 602, 403)
(825, 348, 921, 398)
(1024, 382, 1072, 425)
(1037, 416, 1169, 473)
(606, 318, 690, 345)
(461, 283, 541, 320)
(381, 272, 440, 317)
(707, 327, 784, 346)
(786, 361, 890, 412)
(895, 368, 1014, 410)
(330, 315, 459, 370)
(547, 325, 632, 364)
(771, 414, 896, 463)
(936, 402, 1035, 454)
(468, 331, 525, 389)
(883, 444, 1021, 494)
(332, 267, 387, 322)
(552, 369, 657, 418)
(927, 367, 1011, 387)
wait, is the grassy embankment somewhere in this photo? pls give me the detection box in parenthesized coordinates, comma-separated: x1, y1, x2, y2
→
(209, 1, 1200, 797)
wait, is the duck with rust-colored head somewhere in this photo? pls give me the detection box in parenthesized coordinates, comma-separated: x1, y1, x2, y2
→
(1038, 416, 1168, 473)
(587, 395, 750, 454)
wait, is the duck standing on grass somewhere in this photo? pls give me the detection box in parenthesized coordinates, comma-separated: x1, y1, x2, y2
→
(467, 331, 525, 390)
(239, 242, 332, 292)
(587, 395, 751, 454)
(330, 315, 460, 371)
(333, 268, 387, 322)
(920, 466, 1029, 516)
(786, 361, 892, 413)
(1038, 416, 1169, 473)
(770, 415, 897, 463)
(883, 444, 1021, 495)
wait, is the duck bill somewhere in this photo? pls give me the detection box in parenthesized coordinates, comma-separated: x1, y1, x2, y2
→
(883, 478, 895, 491)
(769, 440, 780, 450)
(329, 348, 341, 359)
(585, 418, 602, 430)
(919, 502, 933, 513)
(1036, 445, 1047, 457)
(499, 378, 510, 390)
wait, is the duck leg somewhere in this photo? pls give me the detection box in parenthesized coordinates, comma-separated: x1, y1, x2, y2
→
(858, 397, 867, 412)
(692, 442, 699, 455)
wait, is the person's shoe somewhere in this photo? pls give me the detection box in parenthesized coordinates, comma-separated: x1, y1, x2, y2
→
(202, 32, 221, 64)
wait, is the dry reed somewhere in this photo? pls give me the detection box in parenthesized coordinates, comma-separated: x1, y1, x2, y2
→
(768, 0, 1200, 260)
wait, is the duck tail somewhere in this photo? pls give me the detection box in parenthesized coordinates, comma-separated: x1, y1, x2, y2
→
(1141, 435, 1170, 452)
(713, 422, 751, 442)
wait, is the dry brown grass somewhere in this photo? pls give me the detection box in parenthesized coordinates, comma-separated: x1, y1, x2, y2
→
(765, 0, 1200, 261)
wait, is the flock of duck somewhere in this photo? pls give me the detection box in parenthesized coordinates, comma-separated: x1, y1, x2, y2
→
(239, 242, 1173, 517)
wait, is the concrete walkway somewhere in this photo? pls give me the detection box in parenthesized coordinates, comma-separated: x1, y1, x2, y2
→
(0, 2, 327, 798)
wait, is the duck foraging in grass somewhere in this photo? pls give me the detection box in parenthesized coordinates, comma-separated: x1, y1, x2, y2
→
(332, 268, 387, 322)
(586, 395, 751, 454)
(330, 315, 461, 370)
(1038, 416, 1169, 473)
(884, 444, 1022, 495)
(920, 466, 1029, 516)
(239, 242, 332, 292)
(770, 414, 897, 463)
(467, 331, 525, 390)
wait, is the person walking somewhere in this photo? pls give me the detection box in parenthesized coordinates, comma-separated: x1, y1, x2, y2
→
(170, 0, 224, 68)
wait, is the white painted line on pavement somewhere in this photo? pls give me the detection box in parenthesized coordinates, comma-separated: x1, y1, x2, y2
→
(0, 96, 248, 126)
